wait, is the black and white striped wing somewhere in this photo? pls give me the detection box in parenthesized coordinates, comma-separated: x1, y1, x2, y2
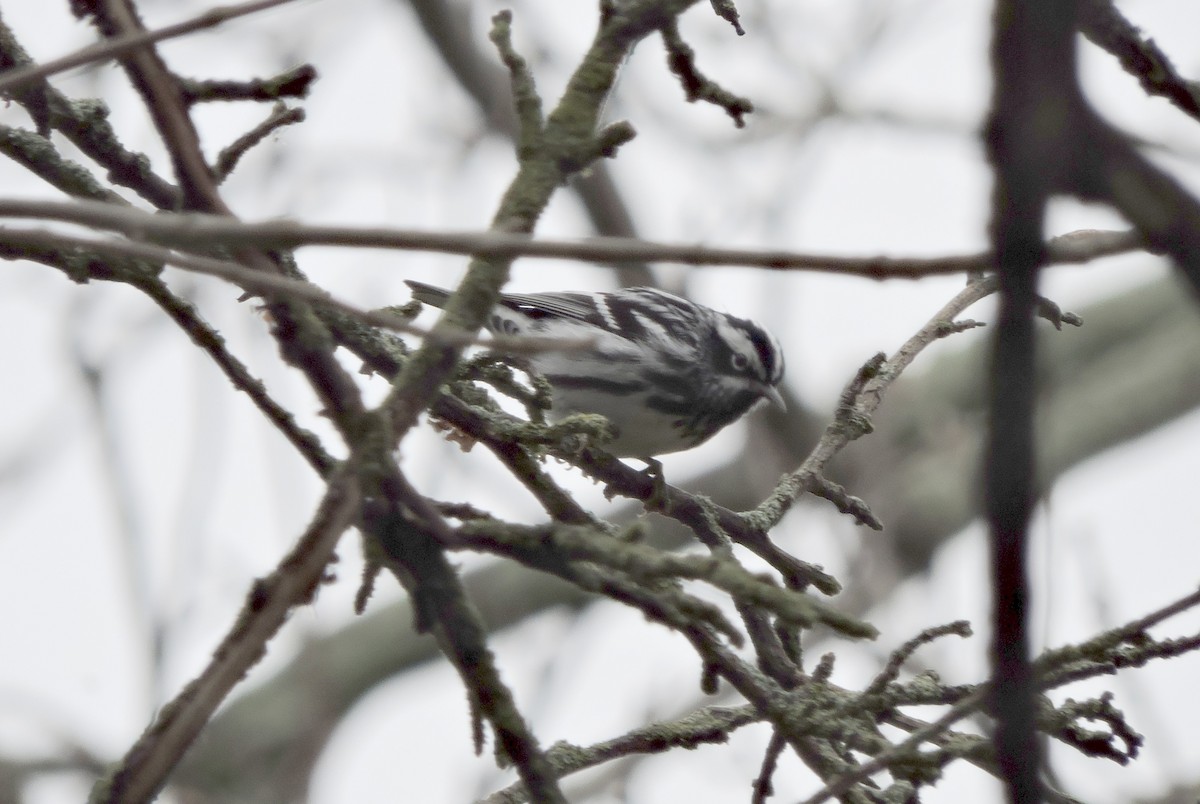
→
(498, 291, 609, 325)
(406, 281, 614, 336)
(502, 287, 702, 345)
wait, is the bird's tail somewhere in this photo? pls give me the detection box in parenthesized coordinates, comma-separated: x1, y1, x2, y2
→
(404, 280, 452, 309)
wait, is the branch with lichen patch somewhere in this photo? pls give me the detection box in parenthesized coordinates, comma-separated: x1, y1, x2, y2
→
(482, 705, 760, 804)
(753, 275, 1082, 533)
(455, 519, 874, 638)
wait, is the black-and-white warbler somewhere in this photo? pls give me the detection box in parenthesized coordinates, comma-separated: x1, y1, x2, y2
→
(406, 280, 786, 457)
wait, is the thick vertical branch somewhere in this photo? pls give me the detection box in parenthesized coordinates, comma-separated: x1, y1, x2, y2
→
(986, 1, 1081, 801)
(985, 178, 1042, 804)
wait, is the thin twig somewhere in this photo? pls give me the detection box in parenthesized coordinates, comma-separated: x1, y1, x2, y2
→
(0, 198, 1145, 278)
(0, 0, 299, 97)
(752, 276, 1013, 530)
(1036, 585, 1200, 676)
(797, 689, 989, 804)
(0, 227, 593, 354)
(802, 585, 1200, 803)
(572, 446, 841, 593)
(1080, 0, 1200, 122)
(453, 520, 874, 637)
(0, 18, 181, 207)
(134, 276, 339, 476)
(90, 0, 225, 211)
(180, 64, 317, 104)
(214, 104, 306, 181)
(480, 706, 760, 804)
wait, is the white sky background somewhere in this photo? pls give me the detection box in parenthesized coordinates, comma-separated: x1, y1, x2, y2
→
(0, 0, 1199, 802)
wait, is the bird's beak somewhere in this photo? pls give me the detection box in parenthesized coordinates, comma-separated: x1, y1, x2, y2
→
(761, 385, 787, 412)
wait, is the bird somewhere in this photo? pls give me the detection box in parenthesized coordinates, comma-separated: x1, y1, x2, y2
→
(405, 280, 786, 457)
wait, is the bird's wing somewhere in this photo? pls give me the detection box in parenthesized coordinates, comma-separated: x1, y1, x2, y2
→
(499, 291, 607, 324)
(408, 281, 603, 323)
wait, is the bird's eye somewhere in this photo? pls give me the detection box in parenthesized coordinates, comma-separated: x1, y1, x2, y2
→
(731, 353, 750, 372)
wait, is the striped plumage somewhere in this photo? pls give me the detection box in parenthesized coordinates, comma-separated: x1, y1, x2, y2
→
(406, 280, 786, 457)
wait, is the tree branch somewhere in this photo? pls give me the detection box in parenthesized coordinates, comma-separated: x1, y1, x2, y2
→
(0, 0, 300, 98)
(92, 468, 360, 804)
(0, 196, 1145, 277)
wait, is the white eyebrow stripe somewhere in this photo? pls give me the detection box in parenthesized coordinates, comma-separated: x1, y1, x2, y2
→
(716, 316, 750, 351)
(592, 292, 620, 331)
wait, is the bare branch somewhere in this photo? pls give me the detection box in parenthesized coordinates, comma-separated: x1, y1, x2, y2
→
(800, 584, 1200, 804)
(0, 0, 300, 97)
(1080, 0, 1200, 122)
(214, 103, 306, 181)
(80, 0, 225, 211)
(0, 227, 594, 354)
(752, 275, 1031, 531)
(179, 64, 318, 105)
(0, 197, 1145, 276)
(93, 468, 361, 804)
(480, 706, 760, 804)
